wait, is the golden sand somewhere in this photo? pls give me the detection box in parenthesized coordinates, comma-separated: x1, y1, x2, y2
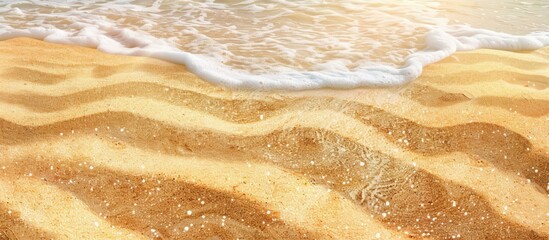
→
(0, 38, 547, 239)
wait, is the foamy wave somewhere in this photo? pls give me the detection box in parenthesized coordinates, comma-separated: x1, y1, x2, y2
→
(0, 0, 548, 89)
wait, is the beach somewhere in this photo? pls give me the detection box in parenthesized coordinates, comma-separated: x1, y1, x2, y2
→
(0, 37, 547, 239)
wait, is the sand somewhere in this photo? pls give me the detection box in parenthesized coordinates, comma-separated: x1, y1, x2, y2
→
(0, 37, 547, 239)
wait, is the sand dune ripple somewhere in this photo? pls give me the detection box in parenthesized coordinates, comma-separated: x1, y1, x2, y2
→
(0, 38, 548, 239)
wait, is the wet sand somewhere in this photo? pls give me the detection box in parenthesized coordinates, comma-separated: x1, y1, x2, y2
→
(0, 38, 548, 239)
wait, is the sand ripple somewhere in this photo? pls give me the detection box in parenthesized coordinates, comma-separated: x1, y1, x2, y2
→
(0, 38, 548, 239)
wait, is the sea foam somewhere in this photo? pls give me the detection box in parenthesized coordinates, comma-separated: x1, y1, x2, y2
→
(0, 0, 548, 90)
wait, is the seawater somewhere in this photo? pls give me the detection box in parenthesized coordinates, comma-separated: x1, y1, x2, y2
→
(0, 0, 548, 89)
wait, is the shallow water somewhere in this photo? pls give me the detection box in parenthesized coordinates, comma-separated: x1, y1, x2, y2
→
(0, 0, 548, 89)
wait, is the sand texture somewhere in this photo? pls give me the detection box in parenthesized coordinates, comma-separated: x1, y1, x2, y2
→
(0, 38, 548, 239)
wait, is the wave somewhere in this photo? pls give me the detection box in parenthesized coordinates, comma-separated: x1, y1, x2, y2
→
(0, 0, 548, 90)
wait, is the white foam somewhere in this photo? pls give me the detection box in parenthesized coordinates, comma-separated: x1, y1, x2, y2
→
(0, 0, 548, 90)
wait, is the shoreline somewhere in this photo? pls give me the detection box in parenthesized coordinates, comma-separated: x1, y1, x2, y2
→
(0, 38, 548, 239)
(2, 23, 549, 90)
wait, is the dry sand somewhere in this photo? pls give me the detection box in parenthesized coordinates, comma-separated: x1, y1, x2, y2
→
(0, 38, 548, 239)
